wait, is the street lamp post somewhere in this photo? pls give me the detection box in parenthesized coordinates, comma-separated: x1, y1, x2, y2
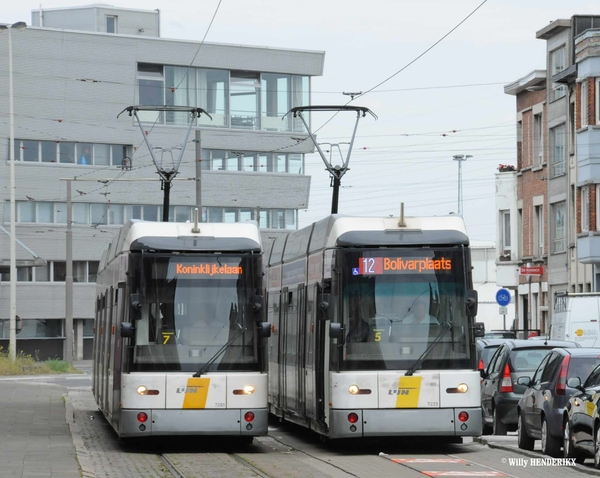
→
(452, 154, 472, 215)
(0, 21, 27, 361)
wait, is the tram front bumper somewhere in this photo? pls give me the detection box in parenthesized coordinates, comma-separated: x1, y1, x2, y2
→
(329, 407, 483, 439)
(119, 408, 268, 437)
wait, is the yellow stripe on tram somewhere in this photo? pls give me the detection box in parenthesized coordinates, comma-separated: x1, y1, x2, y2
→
(395, 376, 422, 408)
(182, 378, 211, 409)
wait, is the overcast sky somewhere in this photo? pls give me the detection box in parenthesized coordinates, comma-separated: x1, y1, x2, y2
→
(5, 1, 600, 241)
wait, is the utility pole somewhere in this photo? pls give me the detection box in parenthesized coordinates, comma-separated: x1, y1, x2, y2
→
(452, 154, 472, 215)
(195, 130, 202, 220)
(65, 179, 73, 362)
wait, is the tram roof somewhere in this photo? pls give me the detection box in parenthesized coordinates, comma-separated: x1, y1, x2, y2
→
(102, 220, 262, 267)
(268, 215, 469, 265)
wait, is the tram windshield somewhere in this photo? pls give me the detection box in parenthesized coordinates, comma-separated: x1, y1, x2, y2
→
(129, 253, 261, 372)
(338, 247, 473, 371)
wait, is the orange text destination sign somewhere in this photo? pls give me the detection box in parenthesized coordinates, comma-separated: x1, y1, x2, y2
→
(174, 263, 243, 276)
(355, 257, 452, 275)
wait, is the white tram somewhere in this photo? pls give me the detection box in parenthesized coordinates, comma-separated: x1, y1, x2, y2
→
(266, 215, 484, 440)
(93, 220, 270, 439)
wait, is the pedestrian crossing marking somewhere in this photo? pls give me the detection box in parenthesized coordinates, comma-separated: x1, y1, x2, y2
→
(422, 472, 506, 477)
(392, 458, 467, 463)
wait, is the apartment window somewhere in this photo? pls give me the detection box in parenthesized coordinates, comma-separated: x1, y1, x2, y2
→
(550, 124, 566, 177)
(550, 46, 567, 101)
(597, 79, 600, 124)
(106, 15, 118, 34)
(535, 205, 544, 256)
(581, 80, 589, 128)
(500, 210, 511, 252)
(201, 149, 304, 174)
(569, 102, 576, 156)
(551, 201, 566, 253)
(0, 319, 62, 339)
(582, 187, 590, 232)
(533, 113, 543, 165)
(597, 185, 600, 231)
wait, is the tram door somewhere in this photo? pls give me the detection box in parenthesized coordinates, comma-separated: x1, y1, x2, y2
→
(296, 284, 306, 417)
(103, 287, 114, 413)
(304, 283, 317, 419)
(111, 284, 126, 422)
(268, 290, 282, 410)
(282, 287, 298, 411)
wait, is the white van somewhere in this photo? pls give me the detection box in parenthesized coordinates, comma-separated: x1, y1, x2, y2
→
(550, 294, 600, 347)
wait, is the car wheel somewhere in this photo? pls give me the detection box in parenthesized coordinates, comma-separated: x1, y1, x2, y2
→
(492, 408, 507, 435)
(541, 418, 561, 458)
(517, 413, 534, 451)
(564, 420, 584, 464)
(595, 426, 600, 470)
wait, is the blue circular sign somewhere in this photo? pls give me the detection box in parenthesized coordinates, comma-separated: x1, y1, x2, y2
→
(496, 288, 511, 307)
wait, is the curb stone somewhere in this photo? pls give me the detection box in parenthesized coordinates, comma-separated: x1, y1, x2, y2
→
(474, 436, 599, 477)
(65, 391, 96, 478)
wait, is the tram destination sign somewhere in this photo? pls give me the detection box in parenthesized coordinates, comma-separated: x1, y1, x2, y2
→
(519, 265, 543, 276)
(354, 256, 453, 275)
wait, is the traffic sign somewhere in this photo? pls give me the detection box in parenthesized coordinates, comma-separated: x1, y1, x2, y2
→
(495, 288, 511, 306)
(520, 265, 543, 275)
(499, 306, 508, 315)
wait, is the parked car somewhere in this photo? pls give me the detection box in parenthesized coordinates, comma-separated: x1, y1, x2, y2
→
(517, 348, 600, 457)
(563, 363, 600, 467)
(484, 330, 516, 339)
(476, 338, 507, 375)
(480, 339, 579, 435)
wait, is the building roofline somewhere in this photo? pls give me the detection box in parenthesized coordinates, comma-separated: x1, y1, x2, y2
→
(32, 4, 158, 14)
(26, 25, 327, 59)
(536, 19, 571, 40)
(504, 70, 546, 96)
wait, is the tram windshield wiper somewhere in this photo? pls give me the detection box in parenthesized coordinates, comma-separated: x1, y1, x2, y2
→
(193, 323, 247, 377)
(404, 321, 452, 377)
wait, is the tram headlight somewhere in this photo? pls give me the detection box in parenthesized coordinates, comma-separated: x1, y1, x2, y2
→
(446, 383, 469, 394)
(233, 385, 255, 395)
(137, 385, 148, 395)
(348, 385, 371, 395)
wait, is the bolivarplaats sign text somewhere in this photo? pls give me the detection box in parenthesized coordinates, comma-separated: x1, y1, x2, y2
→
(174, 263, 243, 276)
(355, 257, 452, 275)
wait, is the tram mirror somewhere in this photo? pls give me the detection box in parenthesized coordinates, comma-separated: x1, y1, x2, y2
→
(318, 294, 331, 321)
(250, 295, 263, 314)
(466, 289, 478, 317)
(130, 294, 142, 313)
(473, 321, 485, 338)
(121, 322, 135, 339)
(329, 322, 344, 343)
(258, 322, 271, 338)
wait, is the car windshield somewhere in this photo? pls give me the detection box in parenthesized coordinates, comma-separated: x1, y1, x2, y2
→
(510, 348, 551, 373)
(568, 357, 600, 382)
(128, 253, 261, 372)
(337, 247, 473, 371)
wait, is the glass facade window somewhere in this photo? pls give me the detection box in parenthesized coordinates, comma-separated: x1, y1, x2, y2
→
(73, 261, 87, 283)
(0, 319, 63, 338)
(261, 73, 291, 131)
(137, 64, 309, 132)
(22, 140, 38, 162)
(53, 262, 67, 282)
(94, 144, 110, 166)
(78, 143, 92, 165)
(35, 264, 49, 282)
(165, 66, 197, 125)
(18, 202, 35, 222)
(60, 142, 75, 164)
(230, 71, 260, 130)
(41, 141, 57, 163)
(198, 68, 229, 127)
(38, 202, 54, 223)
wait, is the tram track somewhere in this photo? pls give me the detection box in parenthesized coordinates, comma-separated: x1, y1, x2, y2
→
(159, 451, 274, 478)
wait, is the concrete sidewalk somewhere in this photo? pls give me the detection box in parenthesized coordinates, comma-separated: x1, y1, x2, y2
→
(0, 362, 92, 477)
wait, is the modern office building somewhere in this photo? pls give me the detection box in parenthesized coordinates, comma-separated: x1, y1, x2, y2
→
(0, 5, 325, 359)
